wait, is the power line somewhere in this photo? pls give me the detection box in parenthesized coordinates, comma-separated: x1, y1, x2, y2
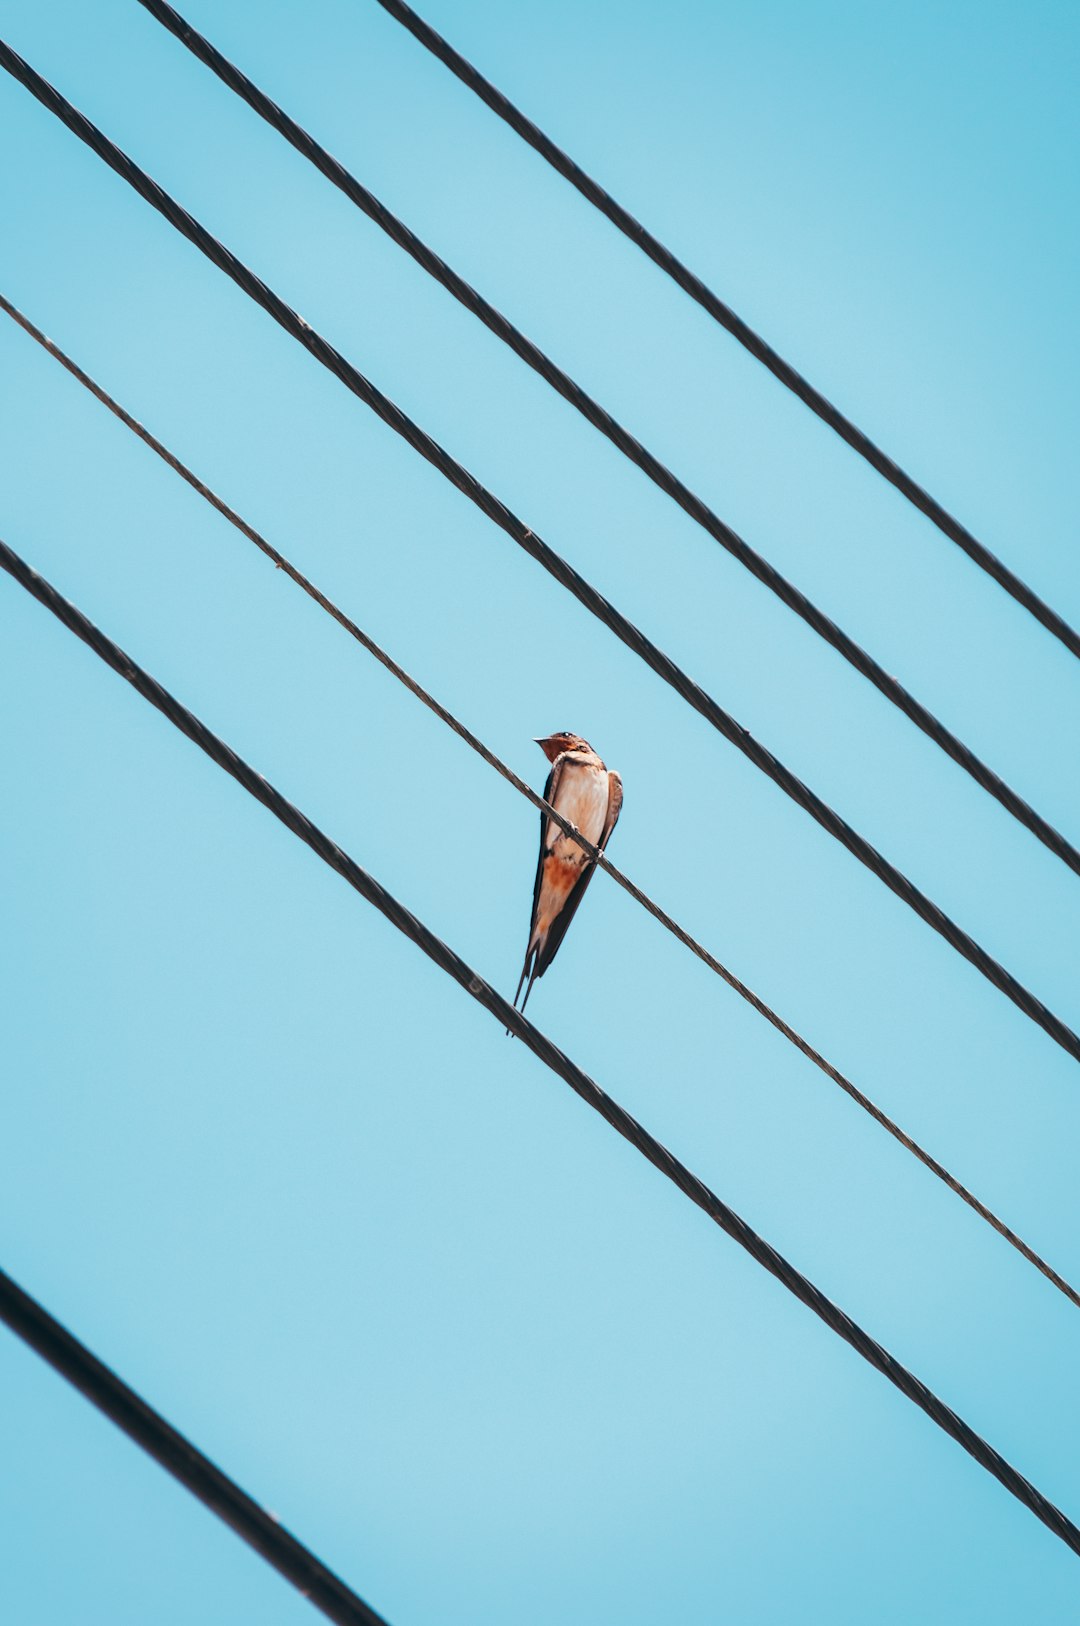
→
(135, 0, 1080, 882)
(5, 285, 1078, 1314)
(3, 532, 1080, 1564)
(4, 40, 1077, 1068)
(371, 0, 1080, 663)
(0, 1266, 391, 1626)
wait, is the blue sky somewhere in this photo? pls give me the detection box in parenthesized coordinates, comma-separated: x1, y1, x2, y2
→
(2, 0, 1079, 1620)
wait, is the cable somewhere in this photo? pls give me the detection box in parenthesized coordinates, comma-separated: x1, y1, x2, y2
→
(3, 534, 1080, 1564)
(0, 1266, 391, 1626)
(4, 41, 1077, 1068)
(371, 0, 1080, 663)
(135, 0, 1080, 883)
(6, 287, 1078, 1315)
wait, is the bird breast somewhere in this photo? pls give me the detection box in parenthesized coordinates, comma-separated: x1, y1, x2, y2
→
(547, 761, 609, 863)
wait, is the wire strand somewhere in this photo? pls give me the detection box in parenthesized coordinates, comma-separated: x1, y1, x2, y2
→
(5, 286, 1078, 1314)
(134, 0, 1080, 882)
(3, 532, 1079, 1562)
(0, 1266, 391, 1626)
(4, 40, 1078, 1066)
(371, 0, 1080, 662)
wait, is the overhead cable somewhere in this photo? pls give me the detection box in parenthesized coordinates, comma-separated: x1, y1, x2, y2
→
(4, 41, 1078, 1066)
(3, 533, 1080, 1562)
(0, 1266, 391, 1626)
(134, 0, 1080, 882)
(5, 286, 1078, 1313)
(371, 0, 1080, 662)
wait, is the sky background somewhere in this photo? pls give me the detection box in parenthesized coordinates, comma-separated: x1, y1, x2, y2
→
(2, 0, 1079, 1621)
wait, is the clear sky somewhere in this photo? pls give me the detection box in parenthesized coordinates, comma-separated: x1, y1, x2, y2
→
(2, 1, 1079, 1621)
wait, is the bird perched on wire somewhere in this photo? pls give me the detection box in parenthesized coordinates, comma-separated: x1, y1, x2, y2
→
(511, 732, 623, 1022)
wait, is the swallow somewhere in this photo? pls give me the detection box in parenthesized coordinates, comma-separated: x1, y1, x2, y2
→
(512, 732, 623, 1022)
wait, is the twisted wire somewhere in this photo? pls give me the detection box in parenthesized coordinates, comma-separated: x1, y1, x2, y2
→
(5, 286, 1078, 1312)
(4, 40, 1078, 1067)
(135, 0, 1080, 881)
(372, 0, 1080, 661)
(0, 1266, 391, 1626)
(3, 532, 1079, 1561)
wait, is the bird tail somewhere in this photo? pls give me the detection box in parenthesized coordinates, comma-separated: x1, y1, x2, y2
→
(506, 941, 541, 1036)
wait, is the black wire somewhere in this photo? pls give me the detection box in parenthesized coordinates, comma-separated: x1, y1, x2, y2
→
(4, 39, 1078, 1068)
(134, 0, 1080, 883)
(0, 1267, 391, 1626)
(3, 534, 1079, 1565)
(371, 0, 1080, 663)
(7, 288, 1077, 1312)
(6, 286, 1079, 1315)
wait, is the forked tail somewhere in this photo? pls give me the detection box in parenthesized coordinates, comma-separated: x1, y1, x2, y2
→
(506, 942, 540, 1036)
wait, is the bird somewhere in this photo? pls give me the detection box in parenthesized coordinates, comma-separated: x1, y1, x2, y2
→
(511, 732, 623, 1022)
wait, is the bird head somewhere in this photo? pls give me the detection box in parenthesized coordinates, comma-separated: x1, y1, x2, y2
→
(535, 731, 593, 763)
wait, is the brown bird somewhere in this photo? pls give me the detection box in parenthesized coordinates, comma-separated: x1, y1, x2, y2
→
(512, 732, 623, 1019)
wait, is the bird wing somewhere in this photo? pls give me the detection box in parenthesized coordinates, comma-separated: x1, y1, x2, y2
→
(512, 755, 567, 1013)
(528, 754, 566, 944)
(602, 770, 623, 849)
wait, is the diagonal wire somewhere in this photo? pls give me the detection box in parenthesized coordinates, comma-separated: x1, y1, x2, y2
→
(371, 0, 1080, 662)
(4, 39, 1078, 1067)
(3, 530, 1080, 1562)
(0, 1267, 391, 1626)
(4, 285, 1078, 1314)
(134, 0, 1080, 882)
